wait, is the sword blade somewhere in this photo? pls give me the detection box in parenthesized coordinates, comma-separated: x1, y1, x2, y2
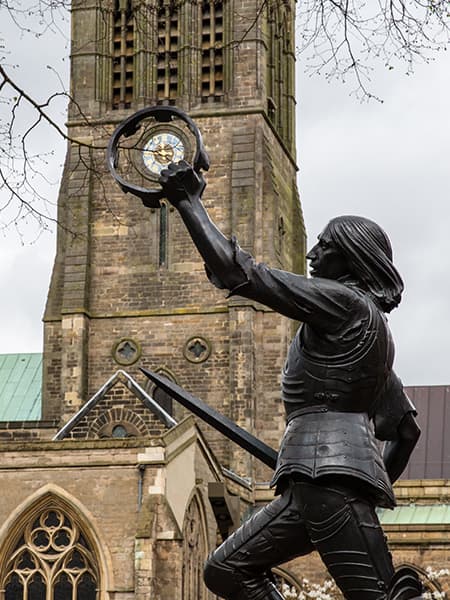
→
(140, 368, 278, 470)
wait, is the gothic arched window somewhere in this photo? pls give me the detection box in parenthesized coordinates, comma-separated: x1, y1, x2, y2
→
(145, 368, 177, 417)
(182, 495, 208, 600)
(1, 507, 99, 600)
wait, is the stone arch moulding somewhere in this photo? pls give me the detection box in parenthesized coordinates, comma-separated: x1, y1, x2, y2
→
(153, 366, 178, 384)
(88, 406, 150, 439)
(0, 483, 114, 600)
(145, 366, 179, 418)
(183, 488, 209, 546)
(143, 366, 178, 396)
(181, 489, 210, 600)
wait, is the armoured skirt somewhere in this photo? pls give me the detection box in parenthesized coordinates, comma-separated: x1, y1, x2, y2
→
(271, 407, 395, 508)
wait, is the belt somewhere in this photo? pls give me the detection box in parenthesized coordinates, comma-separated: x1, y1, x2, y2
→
(286, 404, 329, 424)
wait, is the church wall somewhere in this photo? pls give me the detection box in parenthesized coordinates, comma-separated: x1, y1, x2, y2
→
(0, 430, 223, 600)
(42, 107, 304, 481)
(0, 421, 56, 442)
(42, 320, 63, 421)
(63, 378, 170, 439)
(42, 0, 305, 493)
(0, 442, 143, 594)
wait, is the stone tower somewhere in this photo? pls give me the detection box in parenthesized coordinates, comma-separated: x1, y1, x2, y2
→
(43, 0, 306, 479)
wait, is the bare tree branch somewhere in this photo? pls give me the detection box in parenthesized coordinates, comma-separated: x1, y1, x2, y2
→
(296, 0, 449, 99)
(0, 0, 448, 237)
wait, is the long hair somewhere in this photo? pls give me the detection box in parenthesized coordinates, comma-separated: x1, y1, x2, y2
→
(326, 216, 404, 313)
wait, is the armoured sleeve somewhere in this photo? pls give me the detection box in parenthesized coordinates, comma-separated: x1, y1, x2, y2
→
(205, 237, 360, 330)
(373, 371, 417, 441)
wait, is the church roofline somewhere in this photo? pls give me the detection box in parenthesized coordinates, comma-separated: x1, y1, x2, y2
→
(0, 353, 42, 421)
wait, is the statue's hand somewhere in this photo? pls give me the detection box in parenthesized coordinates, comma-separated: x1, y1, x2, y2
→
(159, 160, 206, 205)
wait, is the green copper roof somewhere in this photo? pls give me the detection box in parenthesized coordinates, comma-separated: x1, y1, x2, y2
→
(378, 504, 450, 525)
(0, 353, 42, 421)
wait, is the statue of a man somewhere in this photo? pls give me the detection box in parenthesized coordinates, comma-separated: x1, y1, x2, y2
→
(159, 162, 422, 600)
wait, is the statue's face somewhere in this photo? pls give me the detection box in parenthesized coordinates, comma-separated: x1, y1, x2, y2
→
(306, 227, 349, 280)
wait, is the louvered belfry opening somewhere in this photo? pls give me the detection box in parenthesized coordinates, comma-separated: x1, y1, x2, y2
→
(156, 0, 179, 104)
(106, 0, 228, 108)
(265, 1, 295, 149)
(201, 0, 224, 102)
(112, 0, 134, 109)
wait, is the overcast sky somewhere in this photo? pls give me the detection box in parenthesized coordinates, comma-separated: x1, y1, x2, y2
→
(297, 53, 450, 385)
(0, 8, 449, 386)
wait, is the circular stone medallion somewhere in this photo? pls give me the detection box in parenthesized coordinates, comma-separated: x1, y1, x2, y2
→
(112, 338, 141, 366)
(183, 336, 211, 363)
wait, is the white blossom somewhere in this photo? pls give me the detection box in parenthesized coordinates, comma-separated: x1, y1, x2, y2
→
(280, 568, 449, 600)
(281, 578, 338, 600)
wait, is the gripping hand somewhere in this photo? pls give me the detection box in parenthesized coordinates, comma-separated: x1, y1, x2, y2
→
(159, 160, 206, 206)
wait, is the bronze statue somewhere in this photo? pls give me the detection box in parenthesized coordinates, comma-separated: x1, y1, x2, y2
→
(157, 161, 422, 600)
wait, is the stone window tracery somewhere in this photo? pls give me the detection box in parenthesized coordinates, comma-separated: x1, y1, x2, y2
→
(2, 508, 99, 600)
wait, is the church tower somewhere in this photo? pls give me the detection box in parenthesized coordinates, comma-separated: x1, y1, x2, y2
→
(43, 0, 306, 478)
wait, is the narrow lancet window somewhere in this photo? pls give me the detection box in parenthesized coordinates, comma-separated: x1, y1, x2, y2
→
(159, 201, 169, 267)
(266, 2, 294, 145)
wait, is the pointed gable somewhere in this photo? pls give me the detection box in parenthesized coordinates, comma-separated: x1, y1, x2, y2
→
(54, 370, 177, 440)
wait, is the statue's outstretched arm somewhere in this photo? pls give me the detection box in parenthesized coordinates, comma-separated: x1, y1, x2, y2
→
(159, 162, 355, 329)
(160, 161, 247, 291)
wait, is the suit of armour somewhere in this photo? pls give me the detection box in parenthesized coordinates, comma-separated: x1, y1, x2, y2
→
(156, 164, 422, 600)
(203, 239, 417, 600)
